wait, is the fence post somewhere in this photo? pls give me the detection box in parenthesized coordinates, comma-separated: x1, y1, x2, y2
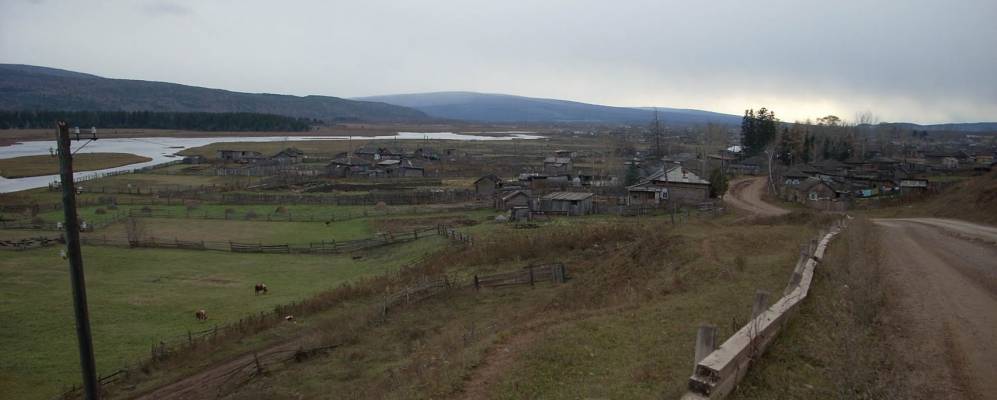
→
(473, 275, 480, 291)
(187, 330, 192, 346)
(253, 352, 263, 375)
(751, 290, 771, 318)
(694, 325, 718, 373)
(528, 266, 535, 287)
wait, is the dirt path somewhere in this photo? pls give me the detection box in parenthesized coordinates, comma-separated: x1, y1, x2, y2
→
(724, 176, 788, 217)
(873, 218, 997, 400)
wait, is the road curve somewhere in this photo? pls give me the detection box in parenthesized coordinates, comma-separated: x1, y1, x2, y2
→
(724, 176, 789, 217)
(873, 218, 997, 400)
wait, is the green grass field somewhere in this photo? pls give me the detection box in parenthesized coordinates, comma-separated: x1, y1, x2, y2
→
(0, 237, 443, 400)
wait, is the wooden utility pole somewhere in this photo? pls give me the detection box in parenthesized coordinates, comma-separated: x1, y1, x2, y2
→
(652, 109, 663, 157)
(56, 121, 100, 400)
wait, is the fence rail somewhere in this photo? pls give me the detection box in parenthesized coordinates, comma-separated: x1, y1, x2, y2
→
(0, 236, 61, 251)
(680, 218, 847, 400)
(78, 226, 440, 255)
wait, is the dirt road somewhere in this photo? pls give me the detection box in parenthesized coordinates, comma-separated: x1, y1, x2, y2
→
(724, 177, 788, 217)
(873, 218, 997, 400)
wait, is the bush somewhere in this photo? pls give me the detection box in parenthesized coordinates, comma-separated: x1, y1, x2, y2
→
(275, 206, 288, 214)
(244, 210, 258, 220)
(94, 208, 107, 215)
(140, 206, 152, 213)
(107, 204, 118, 210)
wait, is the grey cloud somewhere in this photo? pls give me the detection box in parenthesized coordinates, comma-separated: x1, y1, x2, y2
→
(0, 0, 994, 124)
(140, 1, 192, 16)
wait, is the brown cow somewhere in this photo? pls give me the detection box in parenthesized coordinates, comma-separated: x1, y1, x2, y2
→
(255, 283, 268, 295)
(195, 309, 207, 321)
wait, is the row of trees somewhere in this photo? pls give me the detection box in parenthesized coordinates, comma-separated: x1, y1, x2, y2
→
(740, 108, 778, 157)
(0, 110, 313, 131)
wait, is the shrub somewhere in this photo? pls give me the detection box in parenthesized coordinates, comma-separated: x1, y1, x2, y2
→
(94, 208, 107, 215)
(734, 255, 747, 272)
(244, 210, 258, 220)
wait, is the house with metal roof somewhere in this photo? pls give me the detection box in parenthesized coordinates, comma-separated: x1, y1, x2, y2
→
(626, 165, 710, 206)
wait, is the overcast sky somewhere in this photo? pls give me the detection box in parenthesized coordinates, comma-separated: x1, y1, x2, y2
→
(2, 0, 995, 124)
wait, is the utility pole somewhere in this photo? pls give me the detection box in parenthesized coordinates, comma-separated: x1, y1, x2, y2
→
(56, 121, 100, 400)
(652, 108, 663, 158)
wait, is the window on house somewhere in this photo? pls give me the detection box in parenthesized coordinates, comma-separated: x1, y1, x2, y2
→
(809, 192, 818, 201)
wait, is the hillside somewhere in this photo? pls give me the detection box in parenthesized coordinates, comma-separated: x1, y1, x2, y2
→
(0, 64, 430, 123)
(922, 171, 997, 225)
(355, 91, 742, 125)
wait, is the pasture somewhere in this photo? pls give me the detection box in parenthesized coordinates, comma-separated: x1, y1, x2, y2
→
(0, 237, 443, 400)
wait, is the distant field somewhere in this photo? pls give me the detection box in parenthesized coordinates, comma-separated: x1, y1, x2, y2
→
(0, 237, 443, 400)
(0, 153, 151, 178)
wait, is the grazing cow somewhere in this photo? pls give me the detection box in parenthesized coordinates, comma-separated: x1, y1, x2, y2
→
(195, 309, 207, 321)
(255, 283, 268, 295)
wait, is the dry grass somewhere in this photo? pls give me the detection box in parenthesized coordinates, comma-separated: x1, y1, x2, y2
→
(731, 218, 903, 399)
(152, 215, 823, 400)
(0, 153, 151, 178)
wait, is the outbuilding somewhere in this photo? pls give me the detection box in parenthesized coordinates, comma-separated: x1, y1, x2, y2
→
(540, 192, 594, 216)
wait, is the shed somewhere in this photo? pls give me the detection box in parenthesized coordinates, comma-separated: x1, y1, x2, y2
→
(474, 174, 501, 198)
(497, 190, 531, 210)
(540, 192, 594, 216)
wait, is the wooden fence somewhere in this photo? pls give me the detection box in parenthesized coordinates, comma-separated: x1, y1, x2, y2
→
(437, 224, 473, 245)
(680, 218, 847, 400)
(0, 236, 60, 251)
(472, 263, 567, 289)
(79, 226, 440, 255)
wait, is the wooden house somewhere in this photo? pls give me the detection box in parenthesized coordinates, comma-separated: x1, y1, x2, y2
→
(216, 150, 264, 163)
(271, 148, 304, 164)
(543, 157, 573, 175)
(626, 165, 710, 206)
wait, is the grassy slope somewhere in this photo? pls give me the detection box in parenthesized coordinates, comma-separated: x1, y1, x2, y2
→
(862, 170, 997, 226)
(0, 153, 151, 178)
(0, 237, 443, 400)
(194, 213, 826, 399)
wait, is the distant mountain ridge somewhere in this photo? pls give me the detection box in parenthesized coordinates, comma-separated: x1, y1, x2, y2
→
(354, 91, 743, 125)
(0, 64, 429, 122)
(872, 122, 997, 133)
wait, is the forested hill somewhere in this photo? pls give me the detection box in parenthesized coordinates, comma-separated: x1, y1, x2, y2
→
(0, 110, 312, 132)
(0, 64, 430, 123)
